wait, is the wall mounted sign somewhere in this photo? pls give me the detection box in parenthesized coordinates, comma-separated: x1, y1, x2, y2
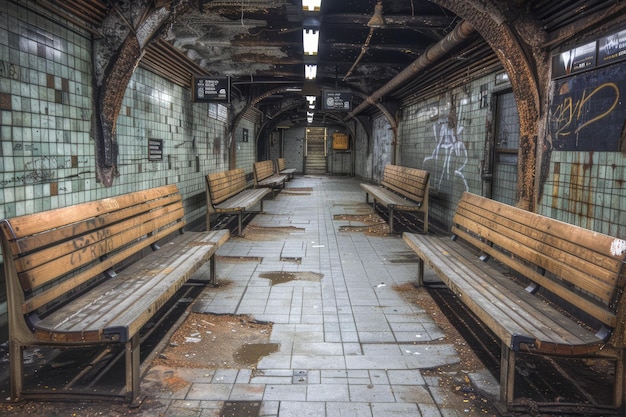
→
(332, 132, 349, 150)
(193, 76, 230, 102)
(599, 29, 626, 65)
(322, 90, 352, 111)
(148, 138, 163, 161)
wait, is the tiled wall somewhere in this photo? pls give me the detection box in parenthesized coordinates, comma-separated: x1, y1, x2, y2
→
(538, 151, 626, 237)
(234, 118, 256, 176)
(397, 75, 494, 227)
(0, 3, 95, 219)
(395, 72, 626, 237)
(0, 2, 241, 330)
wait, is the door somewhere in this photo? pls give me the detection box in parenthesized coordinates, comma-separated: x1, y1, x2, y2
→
(487, 90, 519, 205)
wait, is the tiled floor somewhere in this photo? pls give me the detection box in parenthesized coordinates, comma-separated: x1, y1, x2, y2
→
(139, 176, 494, 416)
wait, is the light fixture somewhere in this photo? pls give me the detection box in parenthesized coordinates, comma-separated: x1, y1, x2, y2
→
(302, 0, 321, 12)
(367, 1, 386, 28)
(303, 29, 319, 55)
(306, 95, 317, 104)
(307, 112, 314, 123)
(305, 64, 317, 80)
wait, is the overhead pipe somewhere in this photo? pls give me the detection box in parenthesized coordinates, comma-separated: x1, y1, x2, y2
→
(344, 20, 475, 120)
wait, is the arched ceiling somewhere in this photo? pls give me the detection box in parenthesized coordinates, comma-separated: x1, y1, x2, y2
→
(37, 0, 626, 129)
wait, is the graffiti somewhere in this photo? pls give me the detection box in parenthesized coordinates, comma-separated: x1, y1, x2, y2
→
(549, 65, 626, 151)
(13, 143, 38, 152)
(552, 82, 619, 139)
(423, 97, 469, 191)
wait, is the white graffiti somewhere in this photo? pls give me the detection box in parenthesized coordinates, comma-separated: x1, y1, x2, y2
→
(423, 117, 469, 191)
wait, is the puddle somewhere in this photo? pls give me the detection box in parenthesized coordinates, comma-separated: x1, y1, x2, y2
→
(259, 271, 323, 285)
(233, 343, 280, 367)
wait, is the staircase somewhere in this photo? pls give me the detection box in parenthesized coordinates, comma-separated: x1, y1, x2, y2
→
(305, 128, 327, 175)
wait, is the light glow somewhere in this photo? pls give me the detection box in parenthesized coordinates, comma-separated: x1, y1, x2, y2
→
(303, 29, 319, 55)
(305, 64, 318, 80)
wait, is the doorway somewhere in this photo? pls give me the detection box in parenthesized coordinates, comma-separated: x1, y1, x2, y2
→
(487, 90, 519, 206)
(305, 127, 327, 175)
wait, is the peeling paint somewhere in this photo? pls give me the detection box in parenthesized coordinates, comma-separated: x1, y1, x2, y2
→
(610, 239, 626, 257)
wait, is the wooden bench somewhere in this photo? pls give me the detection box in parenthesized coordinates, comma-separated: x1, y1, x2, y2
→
(360, 164, 429, 233)
(403, 191, 626, 412)
(206, 168, 271, 235)
(253, 160, 287, 195)
(0, 185, 230, 404)
(276, 157, 296, 180)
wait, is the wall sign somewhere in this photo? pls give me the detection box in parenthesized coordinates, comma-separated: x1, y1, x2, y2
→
(193, 76, 230, 102)
(322, 90, 352, 111)
(148, 138, 163, 161)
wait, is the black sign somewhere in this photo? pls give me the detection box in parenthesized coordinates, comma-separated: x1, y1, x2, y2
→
(549, 65, 626, 151)
(552, 41, 597, 78)
(322, 90, 352, 111)
(148, 138, 163, 161)
(193, 76, 230, 102)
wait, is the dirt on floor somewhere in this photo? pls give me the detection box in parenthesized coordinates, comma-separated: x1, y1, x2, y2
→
(334, 213, 390, 235)
(392, 282, 502, 416)
(240, 225, 305, 241)
(153, 313, 276, 370)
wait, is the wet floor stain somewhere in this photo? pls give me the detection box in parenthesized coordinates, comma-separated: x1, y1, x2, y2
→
(220, 401, 261, 417)
(259, 271, 323, 285)
(233, 343, 280, 367)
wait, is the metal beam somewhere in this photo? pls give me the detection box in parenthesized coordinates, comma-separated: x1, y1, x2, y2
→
(344, 20, 475, 120)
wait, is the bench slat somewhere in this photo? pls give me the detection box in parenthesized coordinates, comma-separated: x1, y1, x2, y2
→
(455, 195, 621, 305)
(15, 204, 183, 275)
(403, 233, 603, 353)
(33, 230, 229, 343)
(3, 185, 180, 238)
(254, 160, 286, 190)
(1, 184, 231, 402)
(360, 164, 429, 232)
(207, 169, 248, 205)
(214, 188, 270, 211)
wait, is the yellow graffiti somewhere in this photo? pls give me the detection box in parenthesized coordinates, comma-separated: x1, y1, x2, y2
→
(552, 82, 619, 137)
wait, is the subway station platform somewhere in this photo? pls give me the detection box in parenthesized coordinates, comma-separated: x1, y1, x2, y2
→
(0, 176, 504, 416)
(137, 176, 501, 416)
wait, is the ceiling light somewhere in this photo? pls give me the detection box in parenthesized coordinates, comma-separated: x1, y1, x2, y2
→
(305, 64, 317, 79)
(303, 29, 319, 55)
(367, 1, 386, 28)
(302, 0, 321, 12)
(306, 95, 316, 104)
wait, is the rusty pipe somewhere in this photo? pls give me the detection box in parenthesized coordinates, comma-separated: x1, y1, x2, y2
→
(345, 20, 475, 120)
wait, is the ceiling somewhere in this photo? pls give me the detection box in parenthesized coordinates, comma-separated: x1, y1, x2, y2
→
(30, 0, 624, 128)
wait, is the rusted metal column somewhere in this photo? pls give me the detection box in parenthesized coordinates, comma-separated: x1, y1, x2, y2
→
(344, 20, 475, 120)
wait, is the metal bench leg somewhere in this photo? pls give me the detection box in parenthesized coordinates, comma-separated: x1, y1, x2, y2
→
(209, 253, 217, 285)
(389, 207, 395, 232)
(237, 211, 243, 236)
(9, 339, 23, 400)
(126, 334, 141, 406)
(500, 343, 516, 407)
(417, 257, 424, 287)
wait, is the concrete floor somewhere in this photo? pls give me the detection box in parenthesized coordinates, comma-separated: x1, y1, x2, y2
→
(138, 176, 499, 417)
